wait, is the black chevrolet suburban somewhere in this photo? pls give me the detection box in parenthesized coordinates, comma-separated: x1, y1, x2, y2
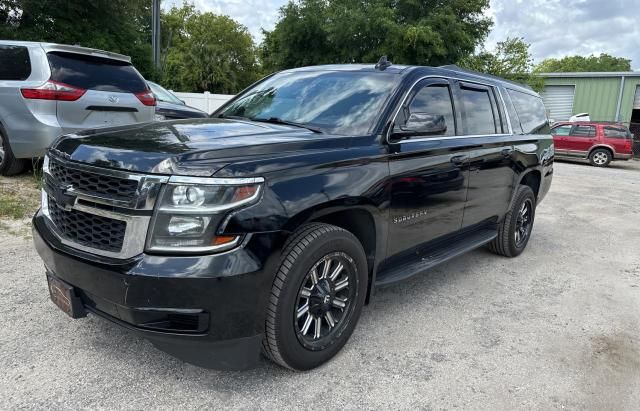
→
(33, 63, 554, 371)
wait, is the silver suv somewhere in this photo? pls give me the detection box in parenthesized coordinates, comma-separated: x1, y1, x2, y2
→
(0, 41, 155, 175)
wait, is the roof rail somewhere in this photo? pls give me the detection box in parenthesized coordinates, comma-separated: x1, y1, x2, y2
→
(438, 64, 534, 91)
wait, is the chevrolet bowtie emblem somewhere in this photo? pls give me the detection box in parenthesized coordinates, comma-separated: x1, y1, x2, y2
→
(52, 184, 77, 210)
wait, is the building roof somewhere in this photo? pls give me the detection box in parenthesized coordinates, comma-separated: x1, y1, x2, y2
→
(539, 72, 640, 78)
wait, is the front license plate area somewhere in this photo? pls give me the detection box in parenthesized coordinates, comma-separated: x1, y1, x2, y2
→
(46, 274, 86, 319)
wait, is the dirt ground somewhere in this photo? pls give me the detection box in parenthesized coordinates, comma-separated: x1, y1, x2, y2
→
(0, 160, 639, 409)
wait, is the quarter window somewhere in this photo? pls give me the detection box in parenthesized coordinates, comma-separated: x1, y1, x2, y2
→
(460, 86, 497, 135)
(603, 126, 631, 139)
(571, 125, 595, 137)
(507, 89, 549, 134)
(408, 84, 456, 137)
(0, 45, 31, 81)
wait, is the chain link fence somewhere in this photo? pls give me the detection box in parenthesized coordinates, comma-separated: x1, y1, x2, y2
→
(629, 123, 640, 159)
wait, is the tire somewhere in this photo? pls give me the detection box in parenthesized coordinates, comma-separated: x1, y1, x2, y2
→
(589, 148, 611, 167)
(0, 128, 25, 176)
(262, 223, 368, 371)
(489, 185, 536, 258)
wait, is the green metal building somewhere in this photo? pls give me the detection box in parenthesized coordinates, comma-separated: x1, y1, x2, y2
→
(539, 72, 640, 125)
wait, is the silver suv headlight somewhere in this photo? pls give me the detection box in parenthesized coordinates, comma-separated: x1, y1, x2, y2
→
(146, 176, 264, 253)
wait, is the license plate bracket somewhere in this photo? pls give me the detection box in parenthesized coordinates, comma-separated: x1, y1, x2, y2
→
(46, 274, 86, 319)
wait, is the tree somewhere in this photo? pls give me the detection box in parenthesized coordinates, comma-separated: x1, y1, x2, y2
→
(261, 0, 493, 71)
(0, 0, 155, 78)
(459, 37, 544, 91)
(534, 54, 631, 73)
(160, 5, 260, 93)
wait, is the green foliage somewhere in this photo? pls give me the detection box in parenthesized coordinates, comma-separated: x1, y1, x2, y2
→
(160, 5, 260, 93)
(261, 0, 493, 71)
(459, 37, 544, 92)
(0, 0, 155, 78)
(534, 54, 631, 73)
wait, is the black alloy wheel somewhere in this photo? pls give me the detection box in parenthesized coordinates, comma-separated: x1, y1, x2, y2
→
(514, 198, 533, 248)
(489, 185, 536, 257)
(294, 251, 357, 350)
(263, 223, 367, 371)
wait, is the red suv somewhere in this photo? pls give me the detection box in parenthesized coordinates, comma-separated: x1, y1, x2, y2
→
(550, 122, 634, 167)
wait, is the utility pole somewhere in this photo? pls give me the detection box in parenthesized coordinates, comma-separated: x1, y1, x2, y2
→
(151, 0, 161, 69)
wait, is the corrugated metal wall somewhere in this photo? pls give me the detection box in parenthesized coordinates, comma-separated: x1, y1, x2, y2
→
(540, 86, 575, 121)
(543, 76, 640, 124)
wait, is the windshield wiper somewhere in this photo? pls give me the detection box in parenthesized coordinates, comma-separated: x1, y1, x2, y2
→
(251, 117, 323, 134)
(215, 113, 250, 120)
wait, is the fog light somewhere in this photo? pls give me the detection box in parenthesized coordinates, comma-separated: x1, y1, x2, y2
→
(167, 216, 208, 236)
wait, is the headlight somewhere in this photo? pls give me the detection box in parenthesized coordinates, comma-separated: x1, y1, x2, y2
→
(146, 176, 264, 253)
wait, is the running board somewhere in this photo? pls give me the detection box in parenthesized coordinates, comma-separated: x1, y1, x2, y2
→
(375, 228, 497, 287)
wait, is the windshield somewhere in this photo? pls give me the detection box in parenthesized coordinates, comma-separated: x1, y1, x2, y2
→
(148, 81, 184, 105)
(218, 70, 401, 135)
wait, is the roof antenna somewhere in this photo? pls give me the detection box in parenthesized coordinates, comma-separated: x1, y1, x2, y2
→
(375, 55, 392, 71)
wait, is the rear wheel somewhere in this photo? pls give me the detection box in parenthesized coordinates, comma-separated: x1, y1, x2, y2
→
(262, 223, 367, 370)
(589, 148, 611, 167)
(489, 185, 536, 257)
(0, 130, 25, 176)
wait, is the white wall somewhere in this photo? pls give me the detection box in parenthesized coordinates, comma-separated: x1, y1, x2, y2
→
(171, 91, 234, 114)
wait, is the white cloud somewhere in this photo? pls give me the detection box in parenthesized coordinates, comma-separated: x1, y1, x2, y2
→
(487, 0, 640, 68)
(162, 0, 287, 41)
(164, 0, 640, 68)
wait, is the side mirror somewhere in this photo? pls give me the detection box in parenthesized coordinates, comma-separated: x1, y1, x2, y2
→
(179, 99, 186, 105)
(393, 113, 447, 139)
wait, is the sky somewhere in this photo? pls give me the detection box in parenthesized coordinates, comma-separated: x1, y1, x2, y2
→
(163, 0, 640, 68)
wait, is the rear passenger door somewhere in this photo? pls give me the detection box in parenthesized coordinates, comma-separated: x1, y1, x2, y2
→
(457, 82, 515, 228)
(565, 124, 596, 156)
(386, 78, 469, 258)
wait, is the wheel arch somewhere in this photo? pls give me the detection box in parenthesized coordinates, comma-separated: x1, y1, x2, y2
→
(588, 144, 615, 158)
(282, 201, 384, 302)
(519, 169, 541, 199)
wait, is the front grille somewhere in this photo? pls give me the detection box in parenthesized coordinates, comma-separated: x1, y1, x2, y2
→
(47, 196, 127, 253)
(49, 159, 139, 201)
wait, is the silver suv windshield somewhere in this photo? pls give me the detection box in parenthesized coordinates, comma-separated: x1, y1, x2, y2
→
(218, 70, 401, 135)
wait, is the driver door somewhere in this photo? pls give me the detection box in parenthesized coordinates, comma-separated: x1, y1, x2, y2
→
(386, 78, 470, 258)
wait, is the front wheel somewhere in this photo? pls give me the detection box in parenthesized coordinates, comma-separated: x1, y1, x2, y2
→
(489, 185, 536, 257)
(262, 223, 367, 370)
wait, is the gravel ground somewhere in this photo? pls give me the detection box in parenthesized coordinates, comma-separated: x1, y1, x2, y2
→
(1, 160, 639, 409)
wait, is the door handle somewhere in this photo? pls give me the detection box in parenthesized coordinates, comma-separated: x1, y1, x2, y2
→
(450, 155, 466, 165)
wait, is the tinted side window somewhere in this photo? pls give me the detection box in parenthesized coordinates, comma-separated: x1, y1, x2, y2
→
(47, 52, 147, 93)
(508, 89, 549, 134)
(603, 126, 631, 139)
(408, 84, 456, 137)
(551, 125, 572, 136)
(0, 45, 31, 81)
(503, 91, 523, 134)
(460, 86, 497, 135)
(571, 125, 595, 137)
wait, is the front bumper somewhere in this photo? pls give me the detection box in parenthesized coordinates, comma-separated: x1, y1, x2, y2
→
(32, 211, 285, 370)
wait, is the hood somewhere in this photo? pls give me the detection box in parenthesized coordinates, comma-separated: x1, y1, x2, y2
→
(156, 101, 208, 119)
(51, 118, 349, 175)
